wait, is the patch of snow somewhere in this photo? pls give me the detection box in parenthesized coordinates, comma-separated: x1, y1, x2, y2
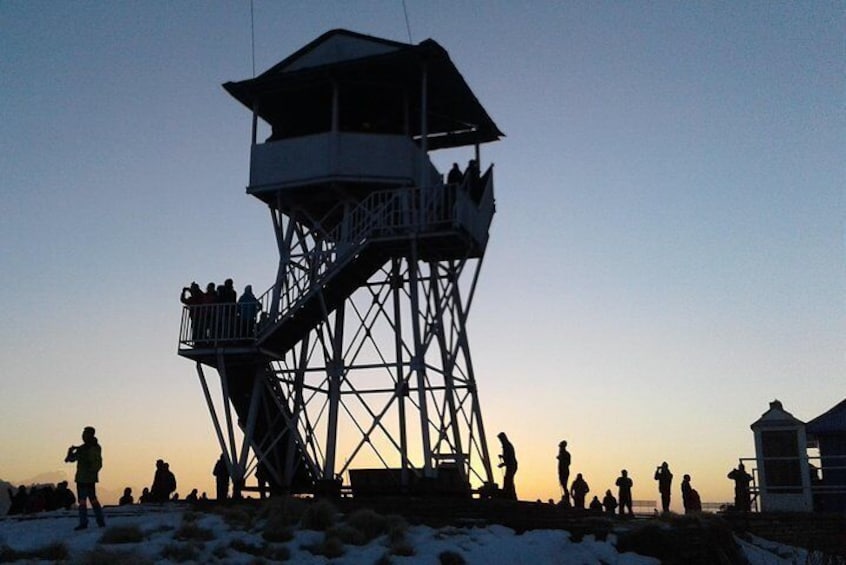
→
(0, 505, 820, 565)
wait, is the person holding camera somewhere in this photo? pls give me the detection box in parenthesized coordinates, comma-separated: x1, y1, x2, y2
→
(64, 426, 105, 530)
(654, 461, 673, 513)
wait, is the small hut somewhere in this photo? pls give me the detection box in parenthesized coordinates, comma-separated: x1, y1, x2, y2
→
(751, 400, 813, 512)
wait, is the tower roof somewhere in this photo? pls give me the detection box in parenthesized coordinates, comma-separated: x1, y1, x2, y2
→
(223, 29, 504, 150)
(806, 399, 846, 435)
(750, 399, 805, 430)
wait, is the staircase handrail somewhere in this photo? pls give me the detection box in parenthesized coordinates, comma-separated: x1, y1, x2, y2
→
(255, 186, 408, 336)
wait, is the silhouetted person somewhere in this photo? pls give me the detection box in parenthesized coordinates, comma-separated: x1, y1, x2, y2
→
(497, 432, 518, 500)
(181, 282, 204, 341)
(28, 486, 48, 513)
(213, 454, 229, 501)
(41, 485, 58, 512)
(171, 492, 179, 501)
(255, 463, 268, 500)
(589, 495, 603, 513)
(654, 461, 673, 513)
(681, 474, 701, 513)
(217, 279, 237, 338)
(151, 459, 167, 502)
(602, 489, 618, 516)
(557, 440, 571, 503)
(465, 159, 481, 202)
(202, 282, 218, 304)
(218, 278, 237, 303)
(238, 285, 261, 336)
(139, 487, 151, 504)
(616, 469, 634, 516)
(119, 487, 134, 506)
(64, 426, 105, 529)
(728, 463, 752, 512)
(162, 463, 177, 501)
(200, 492, 208, 501)
(186, 489, 199, 502)
(571, 473, 589, 510)
(55, 481, 75, 510)
(447, 162, 463, 185)
(181, 282, 203, 306)
(8, 486, 28, 515)
(193, 282, 217, 343)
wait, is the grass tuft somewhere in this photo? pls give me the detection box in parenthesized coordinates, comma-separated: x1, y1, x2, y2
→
(389, 538, 415, 557)
(160, 542, 202, 562)
(385, 514, 410, 545)
(174, 520, 215, 541)
(261, 518, 294, 543)
(259, 496, 309, 525)
(0, 541, 69, 561)
(220, 505, 256, 529)
(182, 510, 201, 522)
(263, 544, 291, 561)
(345, 508, 389, 542)
(100, 524, 145, 544)
(304, 534, 346, 558)
(374, 554, 393, 565)
(328, 523, 367, 546)
(81, 547, 154, 564)
(439, 549, 467, 565)
(300, 498, 338, 531)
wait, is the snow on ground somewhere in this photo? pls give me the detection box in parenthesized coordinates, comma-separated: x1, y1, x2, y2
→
(0, 505, 815, 564)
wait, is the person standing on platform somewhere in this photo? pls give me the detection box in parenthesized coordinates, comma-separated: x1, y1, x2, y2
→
(557, 440, 571, 504)
(571, 473, 590, 510)
(654, 461, 673, 513)
(447, 162, 463, 186)
(728, 463, 752, 512)
(682, 474, 702, 513)
(237, 285, 261, 337)
(64, 426, 105, 530)
(497, 432, 518, 500)
(213, 455, 229, 501)
(602, 489, 618, 515)
(615, 469, 634, 516)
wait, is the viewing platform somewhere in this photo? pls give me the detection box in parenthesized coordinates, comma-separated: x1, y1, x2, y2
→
(178, 169, 495, 358)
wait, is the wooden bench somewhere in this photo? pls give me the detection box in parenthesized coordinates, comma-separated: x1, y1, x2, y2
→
(632, 499, 656, 515)
(701, 502, 730, 513)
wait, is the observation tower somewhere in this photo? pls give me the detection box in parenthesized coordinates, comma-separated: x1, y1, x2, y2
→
(178, 29, 503, 497)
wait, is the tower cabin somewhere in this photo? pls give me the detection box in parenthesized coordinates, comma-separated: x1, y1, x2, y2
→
(226, 28, 502, 253)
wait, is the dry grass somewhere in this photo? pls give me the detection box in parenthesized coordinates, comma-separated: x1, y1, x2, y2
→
(80, 547, 154, 565)
(99, 524, 145, 544)
(0, 542, 69, 562)
(300, 498, 338, 531)
(160, 541, 202, 562)
(174, 520, 215, 541)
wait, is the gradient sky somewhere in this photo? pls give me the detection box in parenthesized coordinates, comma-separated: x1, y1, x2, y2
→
(2, 1, 843, 510)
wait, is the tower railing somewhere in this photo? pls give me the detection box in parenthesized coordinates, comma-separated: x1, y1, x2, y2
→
(178, 170, 494, 349)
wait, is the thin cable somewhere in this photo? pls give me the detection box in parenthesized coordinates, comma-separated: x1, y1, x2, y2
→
(402, 0, 413, 43)
(250, 0, 256, 77)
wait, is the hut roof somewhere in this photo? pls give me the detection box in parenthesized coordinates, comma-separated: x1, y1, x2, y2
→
(806, 399, 846, 435)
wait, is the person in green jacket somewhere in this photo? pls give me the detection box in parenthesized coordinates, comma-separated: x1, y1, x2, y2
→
(64, 426, 105, 530)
